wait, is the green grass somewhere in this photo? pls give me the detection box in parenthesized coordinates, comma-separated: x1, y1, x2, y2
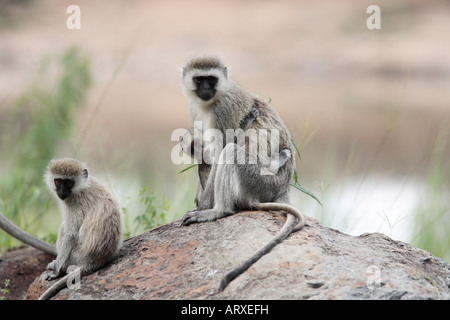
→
(411, 126, 450, 261)
(0, 279, 10, 300)
(123, 186, 170, 238)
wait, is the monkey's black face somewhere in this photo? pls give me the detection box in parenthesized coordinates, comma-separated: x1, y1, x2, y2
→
(54, 179, 75, 200)
(193, 76, 218, 101)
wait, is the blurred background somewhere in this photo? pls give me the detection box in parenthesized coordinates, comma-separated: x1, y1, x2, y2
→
(0, 0, 448, 261)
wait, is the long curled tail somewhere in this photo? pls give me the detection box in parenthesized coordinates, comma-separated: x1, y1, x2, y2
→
(39, 274, 70, 300)
(39, 266, 83, 300)
(219, 203, 305, 291)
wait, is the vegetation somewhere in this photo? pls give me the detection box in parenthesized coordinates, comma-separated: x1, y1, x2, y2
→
(411, 126, 450, 261)
(0, 279, 10, 300)
(0, 46, 92, 252)
(123, 186, 170, 238)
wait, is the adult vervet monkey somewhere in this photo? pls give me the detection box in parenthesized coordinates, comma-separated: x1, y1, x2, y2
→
(180, 56, 306, 290)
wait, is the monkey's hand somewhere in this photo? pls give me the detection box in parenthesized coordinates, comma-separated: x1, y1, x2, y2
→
(202, 142, 215, 165)
(45, 260, 64, 280)
(180, 128, 204, 162)
(45, 264, 64, 280)
(182, 208, 227, 226)
(180, 129, 194, 158)
(248, 107, 259, 122)
(260, 149, 292, 176)
(278, 149, 291, 168)
(240, 107, 259, 130)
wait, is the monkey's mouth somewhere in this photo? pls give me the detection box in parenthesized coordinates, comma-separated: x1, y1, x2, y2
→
(196, 89, 216, 101)
(57, 192, 70, 200)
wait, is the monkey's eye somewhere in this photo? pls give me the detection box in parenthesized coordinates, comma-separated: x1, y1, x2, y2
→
(64, 180, 75, 188)
(207, 76, 218, 85)
(193, 76, 218, 86)
(193, 77, 203, 85)
(54, 179, 62, 187)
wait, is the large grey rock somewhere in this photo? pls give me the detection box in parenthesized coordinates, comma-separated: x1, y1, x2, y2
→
(26, 211, 450, 300)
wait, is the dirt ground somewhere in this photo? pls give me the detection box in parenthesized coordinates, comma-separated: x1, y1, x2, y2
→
(0, 247, 53, 300)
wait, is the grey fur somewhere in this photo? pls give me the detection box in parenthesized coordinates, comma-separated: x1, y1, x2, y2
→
(180, 56, 306, 290)
(40, 158, 123, 299)
(182, 55, 228, 77)
(180, 107, 260, 205)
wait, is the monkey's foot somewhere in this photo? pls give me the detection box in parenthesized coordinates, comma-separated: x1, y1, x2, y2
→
(45, 271, 60, 281)
(181, 208, 199, 226)
(182, 208, 231, 226)
(278, 149, 291, 167)
(182, 208, 218, 225)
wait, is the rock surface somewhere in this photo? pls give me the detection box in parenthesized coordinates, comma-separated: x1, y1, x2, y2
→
(26, 211, 450, 300)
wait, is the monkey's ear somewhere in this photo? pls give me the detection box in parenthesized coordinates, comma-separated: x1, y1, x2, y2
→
(223, 67, 228, 78)
(83, 169, 88, 179)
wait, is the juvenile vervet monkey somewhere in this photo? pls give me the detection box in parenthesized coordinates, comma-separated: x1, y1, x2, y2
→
(180, 56, 306, 290)
(0, 158, 124, 299)
(39, 157, 124, 299)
